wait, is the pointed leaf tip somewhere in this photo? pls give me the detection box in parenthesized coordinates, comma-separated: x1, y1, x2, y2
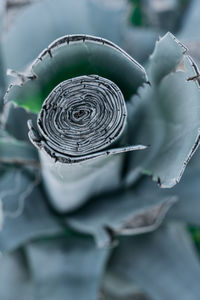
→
(147, 32, 187, 84)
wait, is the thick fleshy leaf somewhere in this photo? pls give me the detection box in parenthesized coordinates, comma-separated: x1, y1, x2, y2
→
(167, 168, 200, 226)
(66, 176, 176, 247)
(0, 168, 64, 252)
(0, 249, 33, 300)
(125, 33, 200, 188)
(106, 223, 200, 300)
(147, 33, 185, 84)
(5, 35, 147, 113)
(38, 150, 146, 213)
(25, 236, 109, 300)
(3, 0, 129, 71)
(5, 34, 147, 213)
(0, 131, 38, 165)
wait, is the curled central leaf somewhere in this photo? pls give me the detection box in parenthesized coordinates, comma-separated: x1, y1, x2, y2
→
(38, 75, 127, 156)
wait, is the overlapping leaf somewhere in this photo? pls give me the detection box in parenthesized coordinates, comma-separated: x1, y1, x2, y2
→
(0, 131, 38, 165)
(126, 33, 200, 188)
(105, 223, 200, 300)
(5, 34, 147, 113)
(0, 168, 64, 252)
(66, 176, 176, 247)
(25, 236, 109, 300)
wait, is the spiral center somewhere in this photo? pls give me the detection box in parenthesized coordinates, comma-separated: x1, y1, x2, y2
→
(37, 75, 127, 156)
(74, 110, 85, 119)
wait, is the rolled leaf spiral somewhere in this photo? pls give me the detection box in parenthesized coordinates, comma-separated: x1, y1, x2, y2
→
(37, 75, 127, 157)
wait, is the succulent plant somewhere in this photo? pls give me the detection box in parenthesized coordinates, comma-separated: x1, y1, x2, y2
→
(1, 1, 200, 300)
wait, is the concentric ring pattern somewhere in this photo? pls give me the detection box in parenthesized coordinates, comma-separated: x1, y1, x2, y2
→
(37, 75, 127, 156)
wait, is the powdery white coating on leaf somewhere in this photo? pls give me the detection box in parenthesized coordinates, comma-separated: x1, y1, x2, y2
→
(39, 149, 126, 212)
(125, 33, 200, 189)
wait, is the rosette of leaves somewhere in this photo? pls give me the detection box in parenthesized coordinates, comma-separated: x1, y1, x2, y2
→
(1, 1, 200, 300)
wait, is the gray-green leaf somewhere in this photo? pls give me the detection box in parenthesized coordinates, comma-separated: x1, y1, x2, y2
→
(25, 236, 109, 300)
(66, 177, 176, 247)
(106, 223, 200, 300)
(0, 168, 64, 252)
(0, 131, 38, 165)
(126, 33, 200, 188)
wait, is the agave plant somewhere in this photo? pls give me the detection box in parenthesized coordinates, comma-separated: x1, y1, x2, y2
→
(1, 1, 200, 300)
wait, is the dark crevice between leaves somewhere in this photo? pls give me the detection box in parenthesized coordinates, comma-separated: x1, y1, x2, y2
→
(6, 0, 37, 9)
(34, 228, 92, 243)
